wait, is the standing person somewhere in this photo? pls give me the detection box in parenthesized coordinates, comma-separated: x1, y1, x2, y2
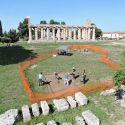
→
(38, 72, 43, 86)
(64, 73, 70, 86)
(71, 67, 76, 79)
(38, 72, 48, 86)
(80, 69, 89, 84)
(54, 72, 61, 83)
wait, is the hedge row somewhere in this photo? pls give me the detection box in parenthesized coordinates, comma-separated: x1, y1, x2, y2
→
(0, 37, 11, 43)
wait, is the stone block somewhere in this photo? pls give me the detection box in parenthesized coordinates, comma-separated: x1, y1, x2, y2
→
(0, 114, 15, 125)
(67, 96, 77, 108)
(121, 95, 125, 107)
(0, 109, 18, 125)
(100, 89, 116, 96)
(75, 92, 88, 106)
(53, 98, 69, 112)
(36, 123, 45, 125)
(40, 101, 49, 115)
(31, 103, 40, 117)
(22, 105, 31, 122)
(47, 120, 57, 125)
(82, 110, 100, 125)
(62, 122, 72, 125)
(74, 116, 85, 125)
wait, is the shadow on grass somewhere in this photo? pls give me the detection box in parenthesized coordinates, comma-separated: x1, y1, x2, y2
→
(0, 45, 37, 65)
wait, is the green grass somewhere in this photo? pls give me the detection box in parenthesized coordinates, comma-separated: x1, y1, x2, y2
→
(26, 51, 114, 92)
(0, 41, 125, 125)
(17, 93, 125, 125)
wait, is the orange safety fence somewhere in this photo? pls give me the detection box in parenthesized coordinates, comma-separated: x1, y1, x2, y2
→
(19, 45, 120, 104)
(69, 44, 121, 70)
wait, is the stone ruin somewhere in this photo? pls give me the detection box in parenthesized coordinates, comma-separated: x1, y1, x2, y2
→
(62, 122, 72, 125)
(74, 116, 85, 125)
(82, 110, 100, 125)
(37, 111, 100, 125)
(0, 109, 18, 125)
(36, 123, 45, 125)
(100, 85, 125, 108)
(40, 101, 50, 115)
(120, 94, 125, 107)
(47, 120, 57, 125)
(100, 88, 116, 96)
(67, 96, 77, 108)
(22, 105, 31, 122)
(0, 91, 92, 125)
(53, 98, 69, 112)
(75, 92, 88, 105)
(31, 103, 40, 117)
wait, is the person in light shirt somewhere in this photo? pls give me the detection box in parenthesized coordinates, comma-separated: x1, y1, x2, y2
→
(38, 72, 47, 86)
(64, 73, 70, 86)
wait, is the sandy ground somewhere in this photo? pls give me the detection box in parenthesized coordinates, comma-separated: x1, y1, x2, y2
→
(43, 73, 79, 92)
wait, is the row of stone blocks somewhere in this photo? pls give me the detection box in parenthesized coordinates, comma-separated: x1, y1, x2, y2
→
(22, 92, 88, 122)
(0, 92, 88, 125)
(36, 110, 100, 125)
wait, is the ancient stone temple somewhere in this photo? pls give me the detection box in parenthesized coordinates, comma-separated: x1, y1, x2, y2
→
(27, 17, 95, 43)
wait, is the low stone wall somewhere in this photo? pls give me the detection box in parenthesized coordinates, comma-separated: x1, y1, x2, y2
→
(0, 91, 89, 125)
(36, 110, 99, 125)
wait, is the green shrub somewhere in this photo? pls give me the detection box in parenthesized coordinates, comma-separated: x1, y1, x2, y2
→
(0, 37, 11, 44)
(113, 69, 125, 88)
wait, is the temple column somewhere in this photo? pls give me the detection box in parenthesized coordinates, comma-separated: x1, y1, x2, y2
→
(82, 28, 85, 40)
(35, 27, 38, 40)
(73, 28, 76, 40)
(88, 28, 91, 40)
(41, 28, 44, 40)
(68, 28, 72, 40)
(92, 27, 95, 40)
(78, 28, 81, 40)
(52, 28, 55, 40)
(85, 28, 88, 40)
(65, 28, 68, 40)
(28, 27, 32, 42)
(57, 28, 61, 40)
(63, 28, 66, 40)
(47, 28, 49, 40)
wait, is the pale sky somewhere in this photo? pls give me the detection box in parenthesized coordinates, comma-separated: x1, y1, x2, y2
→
(0, 0, 125, 32)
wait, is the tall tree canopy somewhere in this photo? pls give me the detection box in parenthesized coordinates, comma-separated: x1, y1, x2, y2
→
(18, 18, 29, 39)
(95, 27, 102, 39)
(40, 20, 47, 24)
(0, 20, 3, 36)
(61, 21, 66, 25)
(40, 19, 66, 25)
(7, 29, 19, 43)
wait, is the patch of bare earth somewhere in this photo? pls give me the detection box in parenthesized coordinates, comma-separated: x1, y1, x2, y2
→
(44, 73, 78, 92)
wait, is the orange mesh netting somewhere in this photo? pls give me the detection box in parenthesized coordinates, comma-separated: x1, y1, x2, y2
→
(19, 45, 120, 104)
(69, 44, 121, 70)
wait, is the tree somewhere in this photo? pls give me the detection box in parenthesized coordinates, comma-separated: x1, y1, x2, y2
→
(49, 19, 55, 24)
(61, 21, 66, 25)
(113, 69, 125, 88)
(49, 19, 60, 25)
(0, 20, 3, 37)
(18, 18, 29, 39)
(95, 27, 102, 39)
(0, 29, 19, 47)
(8, 29, 19, 43)
(40, 20, 47, 24)
(0, 37, 11, 47)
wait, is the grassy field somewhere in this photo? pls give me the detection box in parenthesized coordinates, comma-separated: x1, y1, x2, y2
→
(0, 41, 125, 125)
(26, 50, 114, 93)
(17, 93, 125, 125)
